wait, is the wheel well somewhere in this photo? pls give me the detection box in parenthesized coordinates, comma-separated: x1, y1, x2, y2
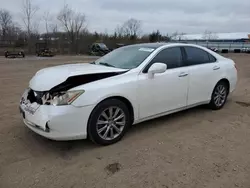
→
(218, 78, 230, 91)
(95, 96, 134, 123)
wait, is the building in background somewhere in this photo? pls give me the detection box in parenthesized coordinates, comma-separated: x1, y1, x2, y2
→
(172, 32, 250, 53)
(180, 32, 250, 42)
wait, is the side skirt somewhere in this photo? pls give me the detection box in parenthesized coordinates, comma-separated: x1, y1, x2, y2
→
(133, 101, 210, 125)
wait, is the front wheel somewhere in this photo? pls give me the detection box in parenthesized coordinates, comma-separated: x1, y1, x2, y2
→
(209, 81, 229, 110)
(88, 99, 131, 145)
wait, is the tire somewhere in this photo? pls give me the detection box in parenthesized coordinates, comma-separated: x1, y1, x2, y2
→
(209, 81, 229, 110)
(5, 51, 8, 58)
(88, 99, 131, 145)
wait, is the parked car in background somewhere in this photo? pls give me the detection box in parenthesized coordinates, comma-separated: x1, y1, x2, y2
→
(88, 43, 111, 56)
(5, 50, 25, 58)
(36, 48, 55, 57)
(108, 43, 127, 51)
(19, 43, 237, 145)
(115, 43, 126, 48)
(208, 47, 218, 52)
(35, 42, 55, 57)
(242, 47, 250, 53)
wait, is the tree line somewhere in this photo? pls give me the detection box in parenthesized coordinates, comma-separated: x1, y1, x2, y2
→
(0, 0, 218, 54)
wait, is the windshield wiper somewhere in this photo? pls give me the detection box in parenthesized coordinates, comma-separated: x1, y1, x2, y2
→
(99, 62, 115, 67)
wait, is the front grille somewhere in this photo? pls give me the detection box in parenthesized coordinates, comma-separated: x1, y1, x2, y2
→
(27, 89, 44, 104)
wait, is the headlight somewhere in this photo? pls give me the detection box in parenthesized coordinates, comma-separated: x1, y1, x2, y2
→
(51, 90, 85, 106)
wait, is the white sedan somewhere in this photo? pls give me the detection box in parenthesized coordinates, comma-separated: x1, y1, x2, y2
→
(19, 43, 237, 145)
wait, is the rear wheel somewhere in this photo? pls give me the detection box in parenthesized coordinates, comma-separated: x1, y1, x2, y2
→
(209, 81, 229, 110)
(88, 99, 131, 145)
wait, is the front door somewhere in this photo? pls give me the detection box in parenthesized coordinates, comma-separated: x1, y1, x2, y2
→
(137, 47, 189, 119)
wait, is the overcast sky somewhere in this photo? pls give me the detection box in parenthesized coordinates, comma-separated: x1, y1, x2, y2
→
(1, 0, 250, 35)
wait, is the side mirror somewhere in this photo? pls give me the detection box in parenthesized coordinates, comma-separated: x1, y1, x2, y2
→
(148, 63, 167, 79)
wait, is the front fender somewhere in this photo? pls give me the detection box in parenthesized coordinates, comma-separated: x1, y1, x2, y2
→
(71, 83, 139, 120)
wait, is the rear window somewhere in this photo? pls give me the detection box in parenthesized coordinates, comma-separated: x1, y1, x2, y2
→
(184, 46, 215, 65)
(208, 53, 217, 62)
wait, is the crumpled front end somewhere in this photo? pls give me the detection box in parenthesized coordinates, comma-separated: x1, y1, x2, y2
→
(19, 88, 94, 140)
(19, 63, 127, 140)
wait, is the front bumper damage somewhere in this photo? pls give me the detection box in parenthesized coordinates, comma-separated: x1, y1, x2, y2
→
(20, 106, 50, 132)
(19, 89, 94, 141)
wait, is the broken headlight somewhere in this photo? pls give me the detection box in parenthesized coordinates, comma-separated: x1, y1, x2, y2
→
(50, 90, 85, 106)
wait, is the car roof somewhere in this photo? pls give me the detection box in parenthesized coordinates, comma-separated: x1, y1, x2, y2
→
(123, 42, 224, 59)
(126, 43, 167, 49)
(125, 42, 202, 49)
(129, 42, 222, 50)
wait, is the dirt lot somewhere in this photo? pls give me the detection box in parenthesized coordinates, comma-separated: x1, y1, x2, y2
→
(0, 54, 250, 188)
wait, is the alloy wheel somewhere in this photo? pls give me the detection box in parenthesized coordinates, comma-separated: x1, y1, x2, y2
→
(96, 107, 126, 141)
(213, 84, 227, 107)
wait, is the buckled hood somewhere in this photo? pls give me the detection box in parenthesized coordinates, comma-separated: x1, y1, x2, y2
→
(29, 63, 127, 91)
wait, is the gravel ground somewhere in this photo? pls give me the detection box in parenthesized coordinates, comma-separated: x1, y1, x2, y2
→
(0, 54, 250, 188)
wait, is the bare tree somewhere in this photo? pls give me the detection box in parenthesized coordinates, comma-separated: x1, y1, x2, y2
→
(0, 9, 13, 40)
(115, 24, 125, 37)
(22, 0, 39, 38)
(122, 18, 141, 39)
(50, 23, 58, 34)
(21, 0, 39, 53)
(7, 23, 22, 41)
(42, 11, 52, 42)
(57, 4, 86, 53)
(43, 11, 51, 35)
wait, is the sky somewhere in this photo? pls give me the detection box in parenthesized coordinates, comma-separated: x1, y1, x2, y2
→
(1, 0, 250, 35)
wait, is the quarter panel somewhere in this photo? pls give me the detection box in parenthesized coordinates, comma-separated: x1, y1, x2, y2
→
(187, 62, 222, 105)
(222, 59, 237, 93)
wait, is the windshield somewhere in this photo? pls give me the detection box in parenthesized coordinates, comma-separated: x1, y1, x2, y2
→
(94, 46, 155, 69)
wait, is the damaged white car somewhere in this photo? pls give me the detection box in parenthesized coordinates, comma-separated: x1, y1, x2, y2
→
(20, 43, 237, 145)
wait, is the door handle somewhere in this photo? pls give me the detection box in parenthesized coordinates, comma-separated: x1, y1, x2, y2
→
(178, 72, 189, 77)
(213, 66, 220, 70)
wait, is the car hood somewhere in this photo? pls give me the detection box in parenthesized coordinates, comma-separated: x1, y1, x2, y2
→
(29, 63, 127, 91)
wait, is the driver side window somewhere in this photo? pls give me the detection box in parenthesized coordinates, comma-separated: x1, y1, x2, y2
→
(144, 47, 182, 72)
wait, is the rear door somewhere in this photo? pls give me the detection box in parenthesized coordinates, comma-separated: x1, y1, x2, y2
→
(182, 46, 222, 105)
